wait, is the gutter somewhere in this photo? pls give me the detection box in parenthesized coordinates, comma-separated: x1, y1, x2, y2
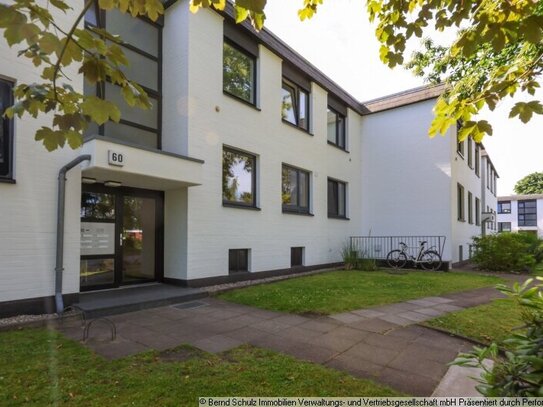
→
(55, 155, 91, 315)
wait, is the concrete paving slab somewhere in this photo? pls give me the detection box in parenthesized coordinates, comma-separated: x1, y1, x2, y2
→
(193, 335, 244, 354)
(406, 299, 439, 307)
(414, 308, 445, 317)
(351, 309, 387, 318)
(397, 311, 431, 323)
(421, 297, 454, 304)
(330, 312, 367, 324)
(432, 360, 492, 396)
(348, 318, 400, 334)
(378, 315, 413, 326)
(433, 304, 465, 312)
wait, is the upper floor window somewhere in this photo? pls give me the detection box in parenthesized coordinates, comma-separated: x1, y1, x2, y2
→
(468, 191, 473, 224)
(282, 165, 310, 214)
(223, 41, 256, 105)
(475, 197, 481, 226)
(456, 123, 464, 157)
(457, 183, 465, 221)
(222, 147, 257, 208)
(498, 201, 511, 214)
(84, 3, 161, 149)
(327, 108, 346, 149)
(281, 80, 309, 131)
(467, 138, 473, 168)
(474, 144, 480, 176)
(0, 78, 14, 180)
(328, 178, 347, 219)
(518, 199, 537, 227)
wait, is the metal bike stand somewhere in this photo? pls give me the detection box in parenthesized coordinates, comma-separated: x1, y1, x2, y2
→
(83, 318, 117, 343)
(59, 305, 87, 328)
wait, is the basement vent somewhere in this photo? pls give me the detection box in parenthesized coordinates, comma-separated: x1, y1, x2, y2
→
(172, 301, 208, 310)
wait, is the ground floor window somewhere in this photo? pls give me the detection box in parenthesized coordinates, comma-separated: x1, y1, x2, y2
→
(498, 222, 511, 232)
(291, 247, 304, 267)
(223, 147, 257, 208)
(229, 249, 249, 273)
(328, 178, 347, 218)
(0, 78, 14, 180)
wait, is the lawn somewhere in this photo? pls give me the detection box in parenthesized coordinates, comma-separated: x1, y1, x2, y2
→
(218, 270, 503, 315)
(0, 328, 402, 405)
(424, 299, 524, 345)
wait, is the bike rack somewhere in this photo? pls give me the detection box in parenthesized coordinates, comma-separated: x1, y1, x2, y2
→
(59, 305, 87, 328)
(83, 318, 117, 343)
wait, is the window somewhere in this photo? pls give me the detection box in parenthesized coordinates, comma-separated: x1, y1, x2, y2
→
(467, 138, 473, 168)
(498, 201, 511, 214)
(498, 222, 511, 233)
(468, 191, 473, 224)
(327, 108, 346, 149)
(282, 165, 310, 214)
(475, 197, 481, 226)
(0, 78, 13, 180)
(518, 200, 537, 226)
(229, 249, 249, 273)
(493, 173, 497, 196)
(474, 144, 480, 176)
(223, 41, 256, 105)
(291, 247, 304, 267)
(459, 245, 463, 262)
(456, 125, 464, 157)
(84, 3, 162, 148)
(328, 178, 347, 218)
(281, 80, 309, 131)
(223, 147, 257, 208)
(457, 183, 465, 221)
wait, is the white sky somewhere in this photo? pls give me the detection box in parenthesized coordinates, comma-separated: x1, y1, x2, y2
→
(264, 0, 543, 195)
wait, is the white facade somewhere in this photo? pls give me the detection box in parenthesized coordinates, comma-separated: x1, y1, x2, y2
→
(497, 194, 543, 238)
(0, 2, 498, 312)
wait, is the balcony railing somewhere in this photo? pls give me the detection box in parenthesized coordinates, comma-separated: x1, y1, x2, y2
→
(349, 236, 446, 260)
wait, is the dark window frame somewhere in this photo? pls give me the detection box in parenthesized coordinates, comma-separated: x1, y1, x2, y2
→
(474, 144, 480, 177)
(327, 106, 347, 151)
(282, 164, 311, 215)
(518, 199, 537, 227)
(328, 178, 348, 219)
(229, 249, 249, 273)
(498, 222, 512, 233)
(281, 78, 310, 132)
(222, 146, 258, 209)
(475, 197, 481, 226)
(498, 201, 511, 214)
(0, 78, 14, 181)
(456, 123, 464, 158)
(457, 183, 465, 222)
(84, 4, 162, 149)
(468, 191, 473, 224)
(222, 38, 257, 107)
(291, 247, 304, 267)
(467, 137, 473, 168)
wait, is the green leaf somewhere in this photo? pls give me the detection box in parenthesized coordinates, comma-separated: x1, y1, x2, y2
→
(81, 96, 121, 125)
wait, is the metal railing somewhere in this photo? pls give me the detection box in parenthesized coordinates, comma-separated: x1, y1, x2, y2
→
(350, 236, 446, 260)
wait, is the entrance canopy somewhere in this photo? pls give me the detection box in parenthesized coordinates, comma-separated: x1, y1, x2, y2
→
(81, 136, 204, 190)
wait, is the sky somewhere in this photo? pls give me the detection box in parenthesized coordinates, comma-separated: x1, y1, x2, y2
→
(263, 0, 543, 195)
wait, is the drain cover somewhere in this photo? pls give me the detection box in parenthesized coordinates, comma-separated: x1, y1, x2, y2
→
(172, 301, 208, 310)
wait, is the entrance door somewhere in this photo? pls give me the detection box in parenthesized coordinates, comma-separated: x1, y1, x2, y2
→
(80, 185, 163, 290)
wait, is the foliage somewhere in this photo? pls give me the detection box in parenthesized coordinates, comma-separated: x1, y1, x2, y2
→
(515, 172, 543, 195)
(425, 298, 524, 346)
(223, 42, 254, 102)
(0, 329, 401, 404)
(221, 0, 543, 142)
(340, 241, 379, 271)
(453, 278, 543, 396)
(472, 233, 540, 273)
(219, 270, 502, 314)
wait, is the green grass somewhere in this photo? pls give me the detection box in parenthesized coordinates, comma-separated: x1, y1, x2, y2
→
(218, 270, 503, 315)
(0, 329, 402, 405)
(424, 299, 524, 345)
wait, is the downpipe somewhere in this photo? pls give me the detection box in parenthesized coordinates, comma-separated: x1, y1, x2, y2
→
(55, 155, 91, 315)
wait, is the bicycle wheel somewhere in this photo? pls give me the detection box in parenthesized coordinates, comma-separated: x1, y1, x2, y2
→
(386, 250, 408, 269)
(420, 251, 442, 271)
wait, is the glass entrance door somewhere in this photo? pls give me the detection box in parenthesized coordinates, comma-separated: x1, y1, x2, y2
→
(80, 185, 163, 290)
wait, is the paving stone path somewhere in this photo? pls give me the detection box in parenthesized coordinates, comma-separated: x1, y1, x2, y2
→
(57, 285, 505, 396)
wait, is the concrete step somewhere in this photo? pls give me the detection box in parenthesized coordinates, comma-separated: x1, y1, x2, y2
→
(73, 283, 208, 318)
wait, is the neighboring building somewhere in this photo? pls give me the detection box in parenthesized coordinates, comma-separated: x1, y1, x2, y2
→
(0, 1, 498, 315)
(497, 194, 543, 238)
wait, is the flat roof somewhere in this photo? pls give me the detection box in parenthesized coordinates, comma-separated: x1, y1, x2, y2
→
(498, 194, 543, 201)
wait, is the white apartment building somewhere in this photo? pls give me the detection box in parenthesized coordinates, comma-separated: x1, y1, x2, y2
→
(0, 1, 498, 316)
(497, 194, 543, 238)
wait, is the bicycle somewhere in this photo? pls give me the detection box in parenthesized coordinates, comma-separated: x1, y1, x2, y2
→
(386, 241, 442, 271)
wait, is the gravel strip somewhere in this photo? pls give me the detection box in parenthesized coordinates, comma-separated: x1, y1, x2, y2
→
(204, 266, 341, 294)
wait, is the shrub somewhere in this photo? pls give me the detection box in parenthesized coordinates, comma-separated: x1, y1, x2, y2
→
(341, 243, 359, 270)
(472, 233, 537, 273)
(454, 278, 543, 396)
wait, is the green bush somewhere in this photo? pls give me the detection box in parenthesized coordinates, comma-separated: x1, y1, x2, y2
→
(340, 242, 379, 271)
(472, 233, 537, 273)
(454, 278, 543, 396)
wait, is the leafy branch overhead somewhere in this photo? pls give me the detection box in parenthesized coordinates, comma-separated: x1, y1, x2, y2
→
(0, 0, 163, 151)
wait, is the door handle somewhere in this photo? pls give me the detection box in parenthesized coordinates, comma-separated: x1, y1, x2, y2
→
(120, 233, 123, 247)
